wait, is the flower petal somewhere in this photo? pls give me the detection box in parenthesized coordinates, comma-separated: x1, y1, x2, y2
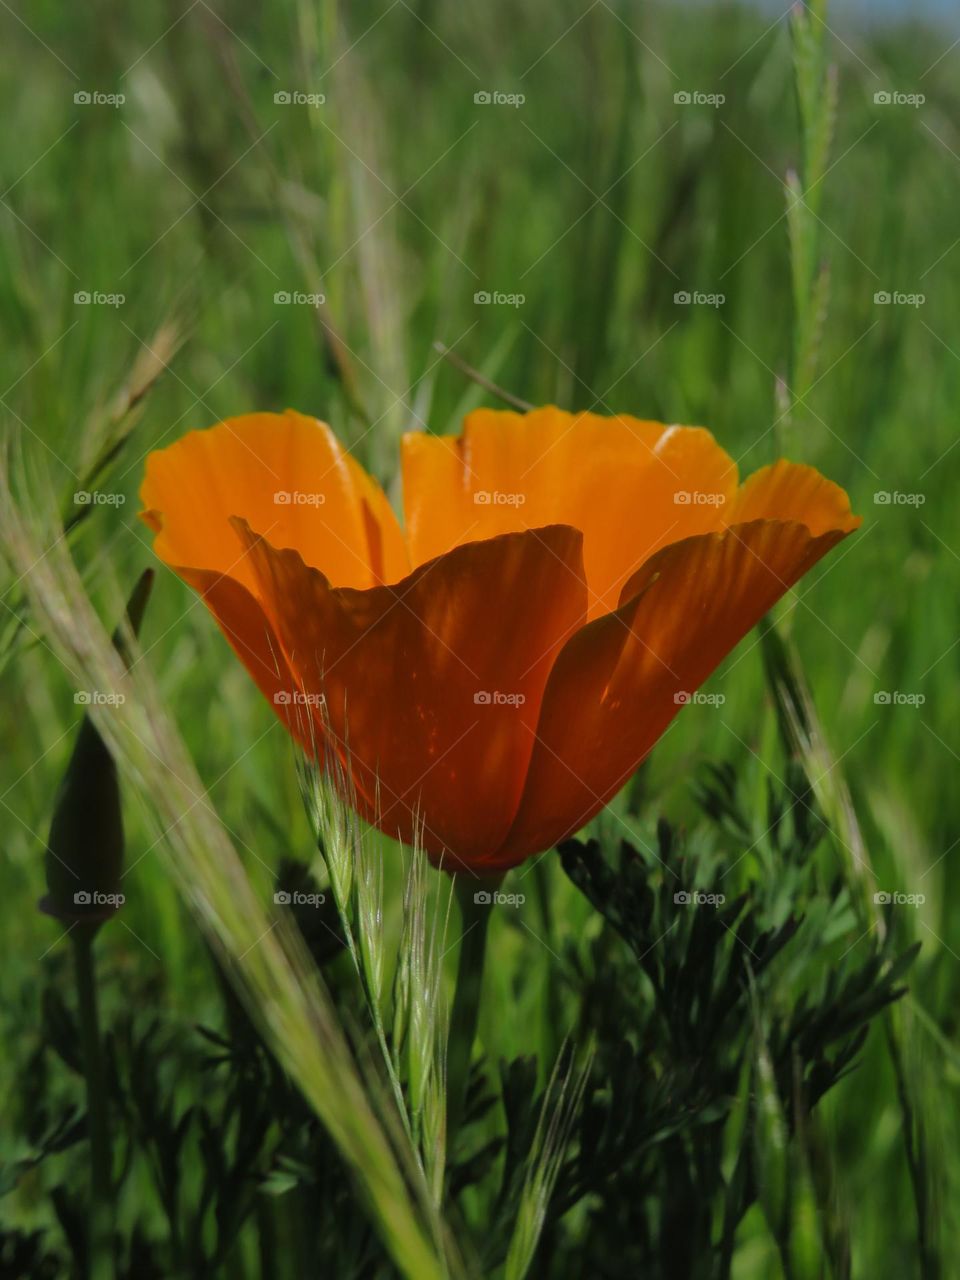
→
(231, 521, 589, 867)
(175, 568, 315, 751)
(498, 514, 858, 866)
(725, 458, 861, 535)
(402, 407, 738, 620)
(141, 409, 408, 591)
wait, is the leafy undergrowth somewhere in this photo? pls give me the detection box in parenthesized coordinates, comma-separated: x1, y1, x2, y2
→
(4, 744, 916, 1279)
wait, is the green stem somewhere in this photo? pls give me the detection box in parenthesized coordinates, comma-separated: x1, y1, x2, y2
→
(885, 1015, 936, 1279)
(73, 931, 114, 1280)
(446, 877, 498, 1153)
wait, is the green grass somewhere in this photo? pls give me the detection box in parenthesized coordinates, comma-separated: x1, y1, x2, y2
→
(1, 0, 958, 1275)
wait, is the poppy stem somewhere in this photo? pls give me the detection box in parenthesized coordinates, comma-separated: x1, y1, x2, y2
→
(73, 930, 114, 1280)
(446, 876, 499, 1155)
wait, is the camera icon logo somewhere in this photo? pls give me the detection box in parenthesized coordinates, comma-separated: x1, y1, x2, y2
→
(74, 291, 91, 305)
(674, 91, 691, 104)
(873, 491, 891, 504)
(74, 690, 92, 705)
(474, 91, 491, 105)
(74, 91, 92, 105)
(873, 691, 892, 705)
(474, 291, 491, 304)
(73, 490, 92, 504)
(673, 291, 691, 304)
(874, 291, 891, 305)
(474, 690, 492, 705)
(274, 490, 292, 504)
(474, 890, 492, 904)
(274, 91, 292, 104)
(274, 691, 293, 705)
(474, 490, 492, 505)
(873, 891, 892, 904)
(674, 691, 692, 705)
(673, 891, 691, 905)
(74, 890, 92, 905)
(274, 291, 291, 304)
(873, 91, 892, 105)
(274, 890, 292, 905)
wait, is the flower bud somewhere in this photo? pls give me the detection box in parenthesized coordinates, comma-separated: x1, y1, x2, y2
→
(39, 570, 152, 929)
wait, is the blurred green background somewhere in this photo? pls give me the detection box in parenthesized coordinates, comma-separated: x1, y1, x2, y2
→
(1, 0, 957, 1274)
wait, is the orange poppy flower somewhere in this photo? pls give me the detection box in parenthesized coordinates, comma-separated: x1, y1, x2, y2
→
(141, 407, 859, 874)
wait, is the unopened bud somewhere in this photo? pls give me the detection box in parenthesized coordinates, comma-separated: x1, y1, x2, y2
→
(39, 571, 153, 930)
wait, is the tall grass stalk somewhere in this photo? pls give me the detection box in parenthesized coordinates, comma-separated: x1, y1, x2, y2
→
(395, 841, 454, 1205)
(761, 622, 939, 1277)
(503, 1043, 592, 1280)
(297, 756, 418, 1153)
(0, 320, 179, 676)
(302, 759, 499, 1212)
(757, 11, 940, 1271)
(782, 0, 838, 432)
